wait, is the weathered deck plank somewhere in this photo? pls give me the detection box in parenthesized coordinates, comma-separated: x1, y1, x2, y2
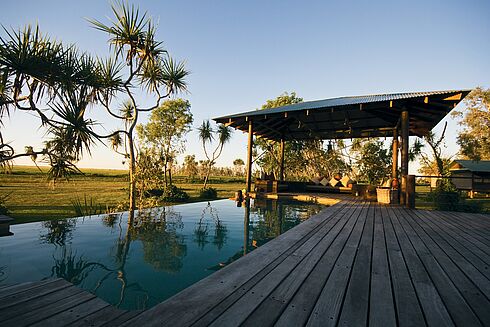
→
(273, 201, 367, 327)
(386, 206, 455, 326)
(0, 279, 137, 327)
(368, 204, 397, 327)
(380, 204, 426, 327)
(402, 208, 490, 325)
(201, 199, 360, 326)
(394, 208, 484, 326)
(239, 200, 363, 327)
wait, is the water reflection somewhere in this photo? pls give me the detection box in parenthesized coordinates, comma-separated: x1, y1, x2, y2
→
(50, 248, 112, 286)
(1, 199, 323, 310)
(131, 207, 186, 273)
(40, 218, 77, 246)
(194, 202, 228, 250)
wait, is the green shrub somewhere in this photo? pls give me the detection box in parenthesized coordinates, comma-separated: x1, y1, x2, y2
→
(199, 187, 218, 199)
(161, 185, 189, 202)
(71, 195, 104, 216)
(429, 180, 482, 213)
(429, 180, 460, 211)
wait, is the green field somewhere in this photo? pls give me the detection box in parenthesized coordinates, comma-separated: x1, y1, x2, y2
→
(0, 166, 245, 224)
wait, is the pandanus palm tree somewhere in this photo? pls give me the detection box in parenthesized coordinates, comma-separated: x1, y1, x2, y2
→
(198, 120, 232, 188)
(88, 2, 189, 221)
(0, 2, 189, 222)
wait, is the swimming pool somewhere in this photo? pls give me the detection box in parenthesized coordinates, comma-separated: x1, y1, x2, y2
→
(0, 198, 324, 310)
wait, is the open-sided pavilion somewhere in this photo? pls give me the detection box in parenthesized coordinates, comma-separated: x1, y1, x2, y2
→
(214, 89, 472, 206)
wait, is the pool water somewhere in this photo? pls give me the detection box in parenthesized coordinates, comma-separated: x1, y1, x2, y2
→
(0, 199, 324, 310)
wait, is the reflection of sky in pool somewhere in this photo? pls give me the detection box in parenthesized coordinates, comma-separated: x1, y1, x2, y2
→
(0, 199, 324, 310)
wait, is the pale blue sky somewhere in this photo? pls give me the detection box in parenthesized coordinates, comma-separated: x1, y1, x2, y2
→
(1, 0, 489, 172)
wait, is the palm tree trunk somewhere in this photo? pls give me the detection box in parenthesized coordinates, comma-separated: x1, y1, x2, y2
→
(169, 162, 173, 186)
(127, 133, 136, 224)
(203, 164, 211, 188)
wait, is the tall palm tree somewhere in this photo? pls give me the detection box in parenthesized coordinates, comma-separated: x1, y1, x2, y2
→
(198, 120, 232, 188)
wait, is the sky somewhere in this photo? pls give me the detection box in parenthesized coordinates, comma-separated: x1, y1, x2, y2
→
(1, 0, 490, 173)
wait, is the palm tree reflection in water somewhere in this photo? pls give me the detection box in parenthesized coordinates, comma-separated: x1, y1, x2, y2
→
(39, 199, 322, 308)
(194, 202, 228, 250)
(45, 207, 187, 309)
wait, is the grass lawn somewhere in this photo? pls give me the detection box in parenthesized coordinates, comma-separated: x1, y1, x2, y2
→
(0, 166, 245, 224)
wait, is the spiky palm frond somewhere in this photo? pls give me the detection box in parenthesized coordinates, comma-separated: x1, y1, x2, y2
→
(119, 99, 135, 123)
(198, 120, 214, 144)
(46, 157, 81, 184)
(95, 57, 124, 97)
(139, 58, 164, 93)
(160, 57, 189, 94)
(110, 132, 123, 150)
(217, 124, 232, 145)
(0, 67, 12, 118)
(49, 91, 98, 160)
(88, 1, 149, 62)
(0, 25, 66, 95)
(0, 24, 114, 102)
(138, 21, 166, 62)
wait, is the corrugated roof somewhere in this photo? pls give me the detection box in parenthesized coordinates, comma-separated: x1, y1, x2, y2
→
(214, 89, 472, 141)
(214, 90, 471, 120)
(451, 160, 490, 173)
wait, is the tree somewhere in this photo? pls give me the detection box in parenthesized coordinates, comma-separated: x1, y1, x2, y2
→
(350, 139, 391, 184)
(136, 99, 193, 188)
(182, 155, 198, 180)
(232, 158, 244, 176)
(453, 87, 490, 160)
(254, 92, 350, 180)
(0, 3, 189, 221)
(420, 123, 449, 177)
(415, 122, 452, 177)
(197, 120, 232, 188)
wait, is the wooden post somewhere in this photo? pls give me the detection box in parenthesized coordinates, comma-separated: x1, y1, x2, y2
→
(279, 139, 285, 181)
(392, 128, 399, 205)
(245, 120, 254, 194)
(243, 199, 250, 255)
(406, 175, 416, 209)
(400, 111, 409, 205)
(392, 129, 398, 180)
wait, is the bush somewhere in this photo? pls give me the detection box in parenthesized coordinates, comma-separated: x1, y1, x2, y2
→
(71, 195, 104, 216)
(161, 185, 189, 202)
(199, 187, 218, 199)
(429, 180, 482, 213)
(429, 180, 460, 211)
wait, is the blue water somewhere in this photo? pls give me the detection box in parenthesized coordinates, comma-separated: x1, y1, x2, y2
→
(0, 199, 324, 310)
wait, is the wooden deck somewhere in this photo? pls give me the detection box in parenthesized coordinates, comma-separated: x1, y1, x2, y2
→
(2, 197, 489, 326)
(124, 197, 490, 327)
(0, 278, 141, 326)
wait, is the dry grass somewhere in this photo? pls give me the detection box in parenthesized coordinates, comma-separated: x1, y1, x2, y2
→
(0, 166, 244, 224)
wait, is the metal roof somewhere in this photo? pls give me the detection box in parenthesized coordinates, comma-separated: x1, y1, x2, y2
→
(451, 160, 490, 173)
(214, 89, 472, 141)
